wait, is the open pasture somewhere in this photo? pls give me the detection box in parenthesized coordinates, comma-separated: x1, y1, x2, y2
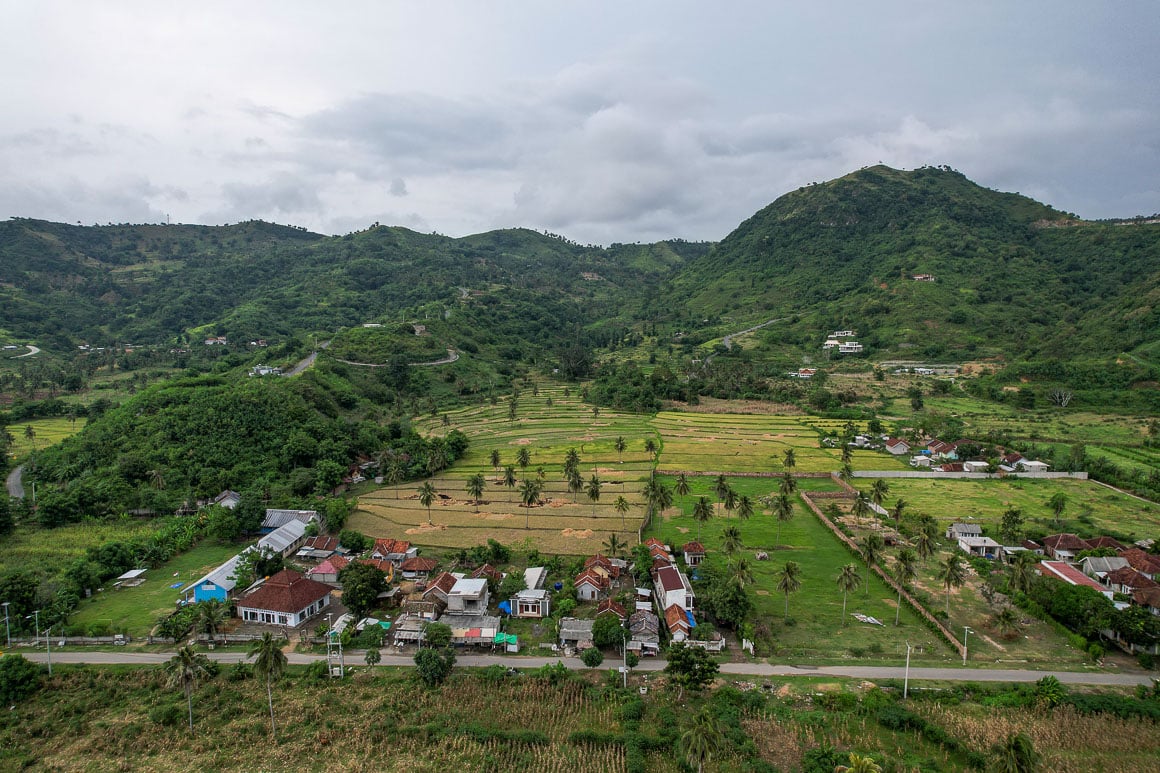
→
(861, 477, 1158, 542)
(5, 416, 86, 457)
(0, 518, 159, 578)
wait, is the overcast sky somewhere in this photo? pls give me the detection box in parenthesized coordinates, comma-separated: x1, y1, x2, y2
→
(2, 1, 1157, 244)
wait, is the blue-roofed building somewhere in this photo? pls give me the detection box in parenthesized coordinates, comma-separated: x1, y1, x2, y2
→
(183, 553, 245, 603)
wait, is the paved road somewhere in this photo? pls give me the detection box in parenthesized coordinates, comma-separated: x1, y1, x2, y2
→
(18, 649, 1154, 686)
(5, 464, 23, 499)
(12, 344, 40, 359)
(284, 351, 318, 377)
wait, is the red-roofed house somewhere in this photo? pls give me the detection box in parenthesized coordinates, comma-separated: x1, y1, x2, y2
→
(236, 569, 333, 627)
(1041, 534, 1091, 561)
(653, 564, 695, 612)
(884, 438, 910, 456)
(682, 541, 706, 567)
(664, 604, 691, 642)
(1037, 561, 1113, 599)
(399, 556, 438, 580)
(927, 439, 960, 459)
(574, 568, 610, 602)
(1119, 549, 1160, 579)
(371, 539, 418, 565)
(1087, 536, 1126, 551)
(423, 572, 457, 605)
(297, 535, 341, 560)
(471, 564, 504, 583)
(595, 598, 626, 620)
(1105, 566, 1158, 594)
(306, 555, 350, 584)
(1131, 587, 1160, 617)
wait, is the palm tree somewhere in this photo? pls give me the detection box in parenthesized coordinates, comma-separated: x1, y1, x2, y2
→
(516, 447, 531, 471)
(166, 645, 211, 735)
(644, 438, 658, 470)
(196, 599, 228, 646)
(714, 474, 729, 504)
(675, 472, 690, 500)
(615, 436, 626, 463)
(774, 493, 794, 548)
(777, 561, 802, 622)
(835, 753, 883, 773)
(502, 465, 517, 502)
(722, 486, 738, 517)
(466, 473, 485, 512)
(567, 468, 584, 503)
(418, 481, 437, 524)
(564, 447, 580, 476)
(731, 557, 754, 589)
(939, 554, 967, 617)
(852, 491, 873, 520)
(604, 533, 625, 558)
(248, 632, 287, 739)
(891, 497, 907, 525)
(860, 533, 885, 595)
(23, 424, 35, 442)
(681, 707, 724, 773)
(869, 479, 889, 508)
(1046, 492, 1068, 528)
(148, 467, 167, 491)
(836, 563, 861, 625)
(991, 606, 1021, 640)
(387, 458, 405, 499)
(1009, 550, 1038, 594)
(991, 732, 1040, 773)
(519, 478, 542, 528)
(839, 462, 853, 481)
(585, 474, 602, 515)
(914, 530, 936, 563)
(644, 479, 672, 518)
(782, 448, 796, 471)
(736, 494, 754, 522)
(489, 449, 501, 479)
(721, 525, 742, 556)
(614, 495, 630, 530)
(778, 472, 796, 497)
(841, 443, 853, 466)
(684, 497, 708, 542)
(892, 549, 917, 625)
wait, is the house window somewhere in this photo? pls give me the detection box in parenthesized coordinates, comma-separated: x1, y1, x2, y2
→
(278, 615, 288, 625)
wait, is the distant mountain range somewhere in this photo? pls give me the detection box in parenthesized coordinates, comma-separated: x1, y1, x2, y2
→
(2, 165, 1157, 366)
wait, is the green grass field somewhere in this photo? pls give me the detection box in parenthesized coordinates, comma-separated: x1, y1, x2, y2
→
(68, 542, 243, 637)
(6, 416, 87, 458)
(0, 519, 160, 578)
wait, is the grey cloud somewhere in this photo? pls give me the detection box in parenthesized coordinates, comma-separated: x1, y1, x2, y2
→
(389, 178, 407, 197)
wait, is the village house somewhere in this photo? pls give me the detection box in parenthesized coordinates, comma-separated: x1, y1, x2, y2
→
(927, 440, 960, 460)
(957, 535, 1002, 558)
(296, 535, 342, 561)
(1120, 549, 1160, 580)
(962, 460, 989, 473)
(946, 523, 983, 541)
(371, 538, 419, 566)
(884, 438, 910, 455)
(664, 604, 693, 642)
(837, 341, 863, 354)
(235, 569, 332, 627)
(1081, 556, 1130, 585)
(682, 541, 706, 567)
(306, 555, 349, 585)
(211, 490, 241, 509)
(399, 556, 439, 580)
(595, 598, 627, 621)
(1105, 566, 1158, 595)
(422, 572, 458, 608)
(183, 553, 244, 603)
(653, 564, 695, 613)
(1131, 587, 1160, 617)
(574, 567, 610, 602)
(511, 588, 551, 618)
(1041, 534, 1091, 561)
(257, 519, 312, 558)
(471, 563, 504, 585)
(558, 617, 595, 650)
(1037, 561, 1114, 600)
(523, 566, 548, 591)
(446, 578, 490, 614)
(260, 509, 317, 533)
(627, 610, 661, 655)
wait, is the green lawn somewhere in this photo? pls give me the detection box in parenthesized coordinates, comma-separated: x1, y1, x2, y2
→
(0, 519, 159, 578)
(68, 542, 242, 637)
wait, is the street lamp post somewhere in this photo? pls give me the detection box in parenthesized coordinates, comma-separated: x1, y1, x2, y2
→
(2, 602, 9, 648)
(904, 641, 912, 699)
(963, 626, 973, 666)
(27, 610, 39, 645)
(44, 623, 52, 676)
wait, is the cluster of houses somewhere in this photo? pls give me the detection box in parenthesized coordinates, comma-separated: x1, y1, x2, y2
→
(883, 438, 1050, 474)
(821, 330, 863, 354)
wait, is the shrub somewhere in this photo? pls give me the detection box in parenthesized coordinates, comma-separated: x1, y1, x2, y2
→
(0, 655, 42, 705)
(226, 662, 252, 682)
(1138, 652, 1156, 670)
(580, 648, 604, 668)
(148, 703, 184, 726)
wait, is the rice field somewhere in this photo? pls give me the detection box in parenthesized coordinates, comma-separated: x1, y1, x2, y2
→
(5, 416, 87, 458)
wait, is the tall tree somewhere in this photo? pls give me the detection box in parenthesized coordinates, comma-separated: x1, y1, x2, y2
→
(777, 561, 802, 622)
(614, 436, 626, 464)
(782, 448, 796, 471)
(516, 447, 531, 471)
(466, 473, 485, 512)
(489, 449, 501, 479)
(730, 557, 754, 589)
(852, 492, 873, 520)
(721, 525, 742, 556)
(836, 563, 861, 625)
(613, 495, 630, 530)
(714, 474, 730, 503)
(692, 497, 713, 542)
(778, 472, 796, 497)
(722, 486, 738, 517)
(1009, 550, 1038, 594)
(939, 554, 967, 617)
(418, 481, 437, 525)
(502, 465, 517, 502)
(890, 497, 907, 524)
(869, 479, 890, 508)
(1000, 505, 1025, 544)
(165, 645, 211, 736)
(604, 533, 625, 558)
(682, 707, 724, 773)
(519, 478, 542, 529)
(585, 474, 602, 515)
(914, 530, 936, 564)
(567, 468, 584, 503)
(644, 438, 658, 470)
(860, 533, 885, 596)
(675, 472, 691, 500)
(893, 549, 917, 625)
(563, 447, 581, 476)
(196, 599, 227, 647)
(1046, 492, 1068, 528)
(736, 494, 754, 522)
(248, 632, 287, 739)
(774, 493, 794, 548)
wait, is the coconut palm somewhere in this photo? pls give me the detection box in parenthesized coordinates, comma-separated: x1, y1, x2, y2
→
(196, 599, 228, 646)
(731, 557, 754, 589)
(778, 472, 796, 497)
(675, 472, 690, 500)
(644, 478, 672, 518)
(417, 481, 437, 525)
(466, 473, 485, 512)
(869, 479, 889, 508)
(23, 424, 35, 442)
(835, 753, 883, 773)
(836, 563, 861, 625)
(614, 495, 630, 530)
(644, 438, 658, 466)
(564, 447, 580, 476)
(777, 561, 802, 622)
(692, 497, 713, 542)
(387, 458, 405, 499)
(859, 533, 885, 595)
(890, 497, 907, 524)
(914, 530, 936, 563)
(714, 474, 730, 504)
(782, 448, 796, 471)
(1009, 550, 1038, 594)
(248, 632, 287, 739)
(939, 554, 967, 617)
(991, 732, 1040, 773)
(567, 468, 584, 503)
(774, 493, 794, 548)
(519, 479, 542, 529)
(516, 447, 531, 470)
(166, 645, 212, 735)
(604, 533, 625, 558)
(991, 605, 1021, 640)
(841, 443, 853, 465)
(615, 436, 626, 463)
(1046, 492, 1068, 528)
(839, 462, 853, 481)
(891, 548, 917, 625)
(721, 525, 742, 556)
(148, 467, 167, 491)
(585, 474, 602, 515)
(502, 465, 517, 502)
(736, 494, 754, 522)
(852, 492, 873, 520)
(681, 707, 724, 773)
(489, 449, 501, 478)
(722, 486, 738, 517)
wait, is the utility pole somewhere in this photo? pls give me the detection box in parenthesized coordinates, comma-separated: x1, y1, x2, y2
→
(904, 641, 912, 699)
(2, 602, 9, 647)
(963, 626, 972, 666)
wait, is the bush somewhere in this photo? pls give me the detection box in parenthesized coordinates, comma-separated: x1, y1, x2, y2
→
(0, 655, 42, 705)
(303, 660, 331, 682)
(148, 703, 184, 726)
(226, 662, 252, 682)
(1138, 652, 1156, 670)
(580, 648, 604, 668)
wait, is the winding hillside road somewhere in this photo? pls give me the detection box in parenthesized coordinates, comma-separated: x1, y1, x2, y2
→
(5, 464, 23, 498)
(12, 344, 40, 358)
(18, 649, 1153, 686)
